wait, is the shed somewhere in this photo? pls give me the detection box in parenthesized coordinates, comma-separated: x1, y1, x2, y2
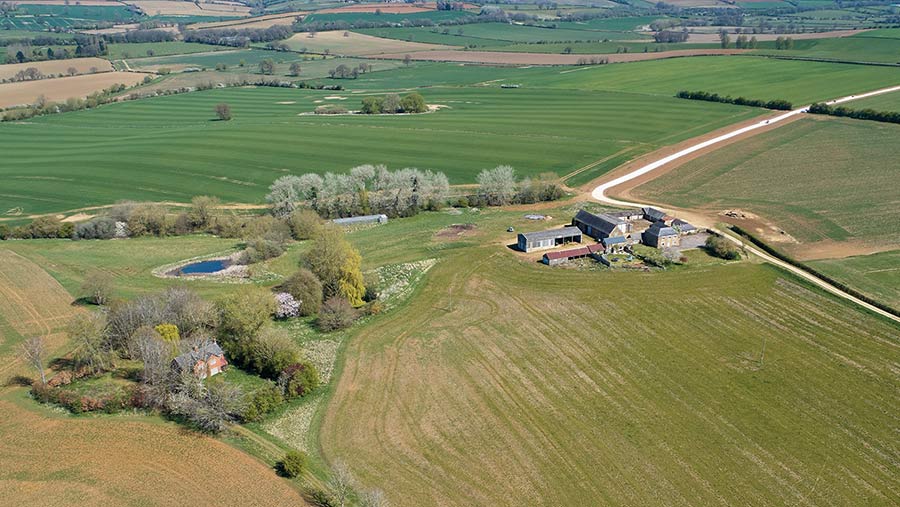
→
(608, 209, 643, 222)
(641, 207, 667, 223)
(672, 219, 698, 234)
(542, 244, 604, 265)
(572, 210, 628, 239)
(332, 214, 388, 226)
(517, 226, 582, 252)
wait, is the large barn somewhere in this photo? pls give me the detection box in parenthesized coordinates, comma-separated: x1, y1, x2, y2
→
(572, 210, 629, 240)
(517, 226, 582, 252)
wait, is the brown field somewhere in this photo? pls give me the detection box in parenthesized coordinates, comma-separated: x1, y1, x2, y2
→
(374, 48, 748, 65)
(0, 249, 80, 381)
(0, 71, 147, 108)
(189, 11, 306, 30)
(125, 0, 250, 17)
(0, 395, 307, 506)
(0, 57, 113, 81)
(680, 28, 871, 43)
(285, 30, 456, 56)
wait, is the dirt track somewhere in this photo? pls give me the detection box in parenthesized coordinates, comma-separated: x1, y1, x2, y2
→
(374, 48, 749, 65)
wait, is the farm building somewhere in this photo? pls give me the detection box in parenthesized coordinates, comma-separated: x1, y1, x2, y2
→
(543, 244, 604, 265)
(518, 226, 582, 252)
(172, 342, 228, 380)
(641, 207, 673, 224)
(672, 219, 698, 234)
(643, 221, 680, 248)
(332, 214, 388, 226)
(601, 235, 627, 251)
(572, 210, 629, 240)
(608, 209, 643, 222)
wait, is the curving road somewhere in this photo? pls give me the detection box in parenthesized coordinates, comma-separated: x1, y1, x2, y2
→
(590, 85, 900, 325)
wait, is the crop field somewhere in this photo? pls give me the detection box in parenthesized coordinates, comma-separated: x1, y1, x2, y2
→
(106, 41, 225, 59)
(188, 10, 306, 29)
(127, 47, 307, 71)
(0, 392, 306, 506)
(752, 35, 900, 63)
(375, 48, 748, 65)
(125, 0, 250, 17)
(0, 248, 79, 379)
(282, 30, 457, 56)
(521, 56, 900, 104)
(554, 15, 664, 31)
(8, 3, 138, 21)
(633, 117, 900, 256)
(841, 88, 900, 111)
(484, 40, 721, 54)
(301, 9, 470, 24)
(0, 57, 112, 80)
(322, 226, 900, 506)
(809, 249, 900, 310)
(0, 71, 147, 108)
(0, 84, 759, 215)
(354, 26, 511, 48)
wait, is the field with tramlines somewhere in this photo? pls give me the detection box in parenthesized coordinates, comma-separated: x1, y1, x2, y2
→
(322, 224, 900, 506)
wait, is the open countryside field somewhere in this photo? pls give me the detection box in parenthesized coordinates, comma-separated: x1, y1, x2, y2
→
(376, 48, 749, 65)
(752, 35, 900, 64)
(125, 0, 250, 16)
(810, 249, 900, 310)
(323, 236, 900, 507)
(0, 392, 307, 506)
(842, 88, 900, 111)
(0, 57, 112, 80)
(282, 30, 458, 56)
(0, 71, 147, 108)
(633, 117, 900, 257)
(0, 84, 760, 215)
(107, 41, 226, 59)
(189, 10, 306, 29)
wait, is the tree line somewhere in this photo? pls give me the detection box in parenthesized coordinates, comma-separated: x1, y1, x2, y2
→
(808, 102, 900, 125)
(183, 25, 293, 47)
(675, 90, 792, 110)
(293, 7, 531, 33)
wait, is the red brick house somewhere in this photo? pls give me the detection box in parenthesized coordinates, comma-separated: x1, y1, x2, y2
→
(172, 342, 228, 379)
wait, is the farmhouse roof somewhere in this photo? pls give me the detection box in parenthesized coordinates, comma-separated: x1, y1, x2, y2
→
(519, 226, 582, 243)
(642, 207, 667, 222)
(173, 342, 226, 371)
(573, 210, 624, 235)
(602, 236, 626, 246)
(543, 243, 604, 260)
(672, 219, 697, 232)
(644, 221, 678, 238)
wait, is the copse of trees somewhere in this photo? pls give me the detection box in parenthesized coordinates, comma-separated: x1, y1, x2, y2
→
(105, 29, 175, 44)
(675, 90, 792, 111)
(359, 92, 427, 114)
(654, 29, 688, 43)
(183, 25, 293, 47)
(705, 235, 741, 260)
(266, 165, 450, 219)
(473, 166, 563, 206)
(808, 102, 900, 125)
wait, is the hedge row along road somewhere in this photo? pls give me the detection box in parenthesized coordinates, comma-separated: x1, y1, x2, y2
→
(591, 83, 900, 326)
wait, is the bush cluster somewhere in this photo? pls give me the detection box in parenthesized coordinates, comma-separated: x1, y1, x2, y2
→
(360, 92, 427, 114)
(705, 235, 741, 260)
(675, 90, 792, 111)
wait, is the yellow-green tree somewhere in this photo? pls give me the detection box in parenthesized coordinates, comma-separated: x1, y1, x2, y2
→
(154, 323, 180, 343)
(304, 225, 365, 306)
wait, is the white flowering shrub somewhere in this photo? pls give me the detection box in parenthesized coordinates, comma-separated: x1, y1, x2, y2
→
(274, 292, 301, 319)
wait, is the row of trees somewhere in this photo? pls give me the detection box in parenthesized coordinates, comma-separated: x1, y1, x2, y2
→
(473, 166, 563, 206)
(654, 29, 689, 43)
(328, 62, 373, 79)
(293, 7, 526, 33)
(183, 25, 293, 47)
(808, 102, 900, 125)
(675, 90, 792, 110)
(2, 80, 135, 121)
(267, 165, 451, 219)
(360, 92, 427, 114)
(719, 31, 760, 49)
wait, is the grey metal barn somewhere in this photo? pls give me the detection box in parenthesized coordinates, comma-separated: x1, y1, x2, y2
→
(517, 226, 582, 252)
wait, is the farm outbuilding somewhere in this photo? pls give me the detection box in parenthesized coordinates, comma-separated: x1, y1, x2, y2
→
(608, 209, 643, 222)
(643, 221, 680, 248)
(672, 219, 698, 234)
(333, 214, 388, 226)
(572, 210, 629, 240)
(542, 244, 604, 265)
(517, 226, 582, 252)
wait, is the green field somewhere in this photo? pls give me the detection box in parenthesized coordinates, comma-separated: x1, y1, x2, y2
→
(483, 40, 720, 54)
(359, 23, 652, 48)
(810, 249, 900, 310)
(302, 10, 471, 25)
(0, 83, 759, 215)
(522, 56, 900, 104)
(107, 41, 226, 59)
(841, 88, 900, 111)
(634, 117, 900, 253)
(555, 15, 664, 31)
(753, 36, 900, 64)
(321, 209, 900, 507)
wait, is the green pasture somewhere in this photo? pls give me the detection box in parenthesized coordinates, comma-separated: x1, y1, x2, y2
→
(301, 10, 471, 25)
(0, 84, 758, 214)
(634, 116, 900, 249)
(107, 41, 226, 59)
(11, 4, 138, 21)
(842, 89, 900, 111)
(753, 36, 900, 64)
(554, 15, 663, 31)
(483, 40, 720, 53)
(810, 249, 900, 310)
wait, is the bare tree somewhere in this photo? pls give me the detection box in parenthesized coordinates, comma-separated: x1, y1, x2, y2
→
(328, 460, 357, 507)
(81, 270, 114, 305)
(21, 336, 47, 385)
(477, 165, 518, 206)
(359, 488, 389, 507)
(214, 103, 232, 121)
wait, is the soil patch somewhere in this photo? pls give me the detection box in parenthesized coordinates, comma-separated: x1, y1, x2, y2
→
(435, 223, 478, 240)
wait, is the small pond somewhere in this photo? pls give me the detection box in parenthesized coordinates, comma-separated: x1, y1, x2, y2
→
(174, 259, 230, 276)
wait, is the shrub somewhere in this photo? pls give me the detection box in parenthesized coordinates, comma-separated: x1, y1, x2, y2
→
(241, 382, 283, 422)
(705, 235, 741, 260)
(400, 92, 426, 113)
(279, 361, 320, 398)
(317, 297, 359, 332)
(74, 216, 117, 239)
(287, 208, 323, 240)
(240, 236, 285, 264)
(215, 103, 232, 121)
(250, 327, 302, 379)
(154, 323, 180, 343)
(278, 269, 324, 316)
(81, 271, 114, 305)
(279, 450, 308, 478)
(274, 292, 301, 319)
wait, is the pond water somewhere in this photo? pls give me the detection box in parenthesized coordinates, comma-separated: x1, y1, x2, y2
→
(178, 259, 229, 275)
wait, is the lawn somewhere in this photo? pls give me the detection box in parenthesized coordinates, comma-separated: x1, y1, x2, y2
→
(0, 84, 759, 215)
(633, 117, 900, 255)
(809, 249, 900, 310)
(321, 219, 900, 507)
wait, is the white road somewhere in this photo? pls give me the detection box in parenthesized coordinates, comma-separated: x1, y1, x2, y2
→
(590, 84, 900, 325)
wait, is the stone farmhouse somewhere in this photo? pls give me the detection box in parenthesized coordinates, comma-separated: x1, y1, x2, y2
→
(172, 342, 228, 379)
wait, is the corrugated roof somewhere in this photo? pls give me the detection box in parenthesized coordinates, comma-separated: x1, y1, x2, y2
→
(574, 210, 624, 235)
(333, 214, 387, 225)
(519, 226, 582, 243)
(543, 244, 604, 260)
(642, 207, 667, 221)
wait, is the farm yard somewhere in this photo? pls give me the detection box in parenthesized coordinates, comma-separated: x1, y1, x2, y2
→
(631, 117, 900, 259)
(3, 0, 900, 505)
